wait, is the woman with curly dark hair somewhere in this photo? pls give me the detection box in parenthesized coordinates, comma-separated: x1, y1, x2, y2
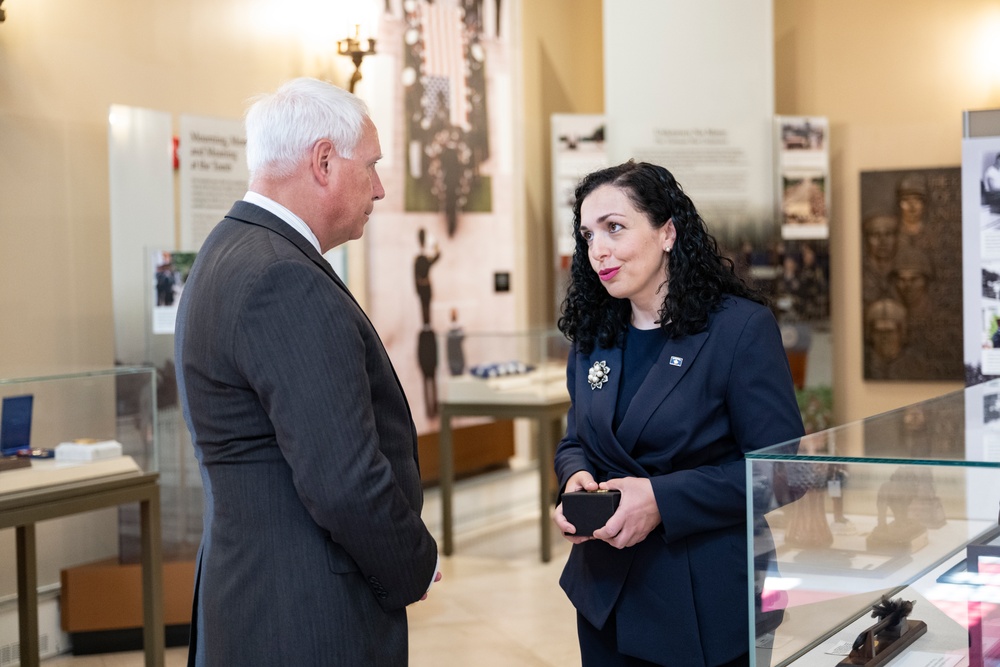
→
(553, 161, 804, 667)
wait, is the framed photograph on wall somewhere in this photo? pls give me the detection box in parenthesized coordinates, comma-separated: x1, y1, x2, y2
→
(860, 167, 963, 381)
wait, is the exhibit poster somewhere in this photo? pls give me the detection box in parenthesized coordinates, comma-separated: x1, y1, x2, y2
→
(962, 132, 1000, 381)
(365, 0, 519, 435)
(603, 1, 775, 232)
(150, 249, 197, 335)
(178, 114, 249, 251)
(775, 116, 830, 241)
(860, 167, 963, 381)
(550, 114, 607, 314)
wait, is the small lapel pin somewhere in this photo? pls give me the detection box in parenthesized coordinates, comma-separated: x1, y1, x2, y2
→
(588, 360, 610, 390)
(669, 356, 683, 367)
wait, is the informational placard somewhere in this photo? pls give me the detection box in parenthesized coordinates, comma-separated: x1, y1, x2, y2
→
(962, 117, 1000, 379)
(962, 109, 1000, 520)
(775, 116, 830, 241)
(603, 1, 775, 228)
(179, 114, 249, 251)
(150, 249, 197, 335)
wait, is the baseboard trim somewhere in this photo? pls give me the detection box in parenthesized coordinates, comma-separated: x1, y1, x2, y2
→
(69, 624, 190, 655)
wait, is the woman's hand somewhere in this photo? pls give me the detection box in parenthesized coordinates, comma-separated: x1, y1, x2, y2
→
(591, 477, 661, 549)
(554, 470, 599, 544)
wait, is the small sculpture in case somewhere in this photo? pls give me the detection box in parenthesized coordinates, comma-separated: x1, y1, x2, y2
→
(841, 595, 925, 666)
(561, 489, 621, 536)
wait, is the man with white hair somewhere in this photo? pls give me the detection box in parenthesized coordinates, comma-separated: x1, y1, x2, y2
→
(176, 78, 440, 666)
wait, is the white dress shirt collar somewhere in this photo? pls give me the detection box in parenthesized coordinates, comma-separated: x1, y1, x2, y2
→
(243, 190, 322, 255)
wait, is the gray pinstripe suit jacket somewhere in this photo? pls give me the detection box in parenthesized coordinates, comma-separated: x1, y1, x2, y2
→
(176, 201, 438, 666)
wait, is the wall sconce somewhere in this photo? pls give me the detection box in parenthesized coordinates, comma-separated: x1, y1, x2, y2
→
(337, 24, 376, 94)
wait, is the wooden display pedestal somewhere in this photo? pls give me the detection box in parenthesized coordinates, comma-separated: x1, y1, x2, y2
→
(839, 619, 927, 667)
(61, 558, 195, 654)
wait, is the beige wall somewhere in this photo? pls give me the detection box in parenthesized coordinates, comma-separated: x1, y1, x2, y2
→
(521, 0, 604, 326)
(0, 0, 600, 373)
(1, 0, 997, 417)
(0, 0, 351, 379)
(775, 0, 1000, 422)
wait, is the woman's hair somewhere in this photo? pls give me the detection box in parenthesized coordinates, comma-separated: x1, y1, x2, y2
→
(558, 160, 764, 353)
(244, 77, 369, 181)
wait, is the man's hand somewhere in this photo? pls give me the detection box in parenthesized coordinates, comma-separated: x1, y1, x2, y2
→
(419, 570, 443, 601)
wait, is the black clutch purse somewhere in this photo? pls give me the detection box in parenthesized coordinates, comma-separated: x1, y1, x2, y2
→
(561, 489, 621, 537)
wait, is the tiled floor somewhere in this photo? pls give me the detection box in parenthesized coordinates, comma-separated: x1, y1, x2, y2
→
(42, 467, 581, 666)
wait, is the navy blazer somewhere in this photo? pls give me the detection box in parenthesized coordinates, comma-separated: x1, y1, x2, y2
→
(555, 296, 804, 666)
(176, 202, 438, 666)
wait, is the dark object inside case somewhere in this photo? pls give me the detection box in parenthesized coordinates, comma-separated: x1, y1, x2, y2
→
(562, 489, 621, 536)
(0, 394, 33, 456)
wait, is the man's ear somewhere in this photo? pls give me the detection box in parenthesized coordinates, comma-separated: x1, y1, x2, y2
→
(312, 139, 335, 183)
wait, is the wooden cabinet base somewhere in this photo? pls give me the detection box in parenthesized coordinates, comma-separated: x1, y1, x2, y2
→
(61, 558, 195, 642)
(418, 420, 514, 484)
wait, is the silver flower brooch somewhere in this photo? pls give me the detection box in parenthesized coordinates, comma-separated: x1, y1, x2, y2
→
(588, 361, 610, 390)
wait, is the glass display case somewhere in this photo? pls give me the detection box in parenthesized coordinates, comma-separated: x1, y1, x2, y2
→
(748, 380, 1000, 666)
(0, 366, 159, 554)
(0, 366, 157, 474)
(0, 366, 165, 662)
(439, 329, 571, 405)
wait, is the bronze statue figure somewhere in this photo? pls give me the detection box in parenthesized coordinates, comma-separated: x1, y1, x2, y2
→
(842, 595, 925, 666)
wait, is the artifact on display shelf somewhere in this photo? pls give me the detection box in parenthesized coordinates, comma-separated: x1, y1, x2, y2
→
(747, 380, 1000, 666)
(864, 468, 929, 555)
(444, 361, 568, 404)
(439, 330, 570, 405)
(469, 360, 534, 378)
(1, 393, 34, 456)
(841, 597, 926, 667)
(54, 438, 124, 462)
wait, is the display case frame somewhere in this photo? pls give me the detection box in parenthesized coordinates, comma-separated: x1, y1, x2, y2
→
(747, 380, 1000, 666)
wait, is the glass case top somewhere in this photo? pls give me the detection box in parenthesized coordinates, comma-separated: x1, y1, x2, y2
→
(748, 380, 1000, 467)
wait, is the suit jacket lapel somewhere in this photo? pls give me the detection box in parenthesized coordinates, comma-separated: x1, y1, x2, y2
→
(223, 201, 357, 303)
(576, 344, 655, 478)
(614, 330, 710, 452)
